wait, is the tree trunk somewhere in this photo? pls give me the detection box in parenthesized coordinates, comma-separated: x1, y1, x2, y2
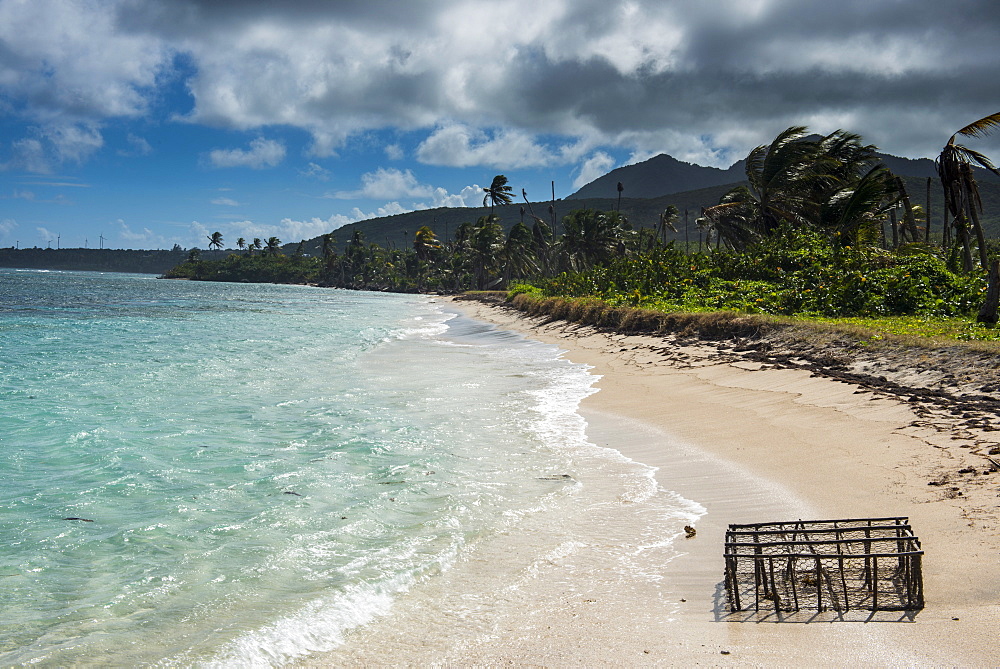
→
(977, 259, 1000, 325)
(963, 180, 990, 271)
(889, 210, 898, 249)
(958, 218, 974, 272)
(684, 209, 689, 252)
(925, 177, 932, 243)
(895, 177, 918, 242)
(941, 181, 952, 250)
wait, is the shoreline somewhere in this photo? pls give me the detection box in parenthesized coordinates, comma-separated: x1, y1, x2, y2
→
(433, 298, 1000, 665)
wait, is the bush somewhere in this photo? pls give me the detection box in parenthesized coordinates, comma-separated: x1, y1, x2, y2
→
(522, 230, 985, 318)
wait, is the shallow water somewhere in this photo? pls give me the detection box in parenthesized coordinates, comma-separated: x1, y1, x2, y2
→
(0, 270, 700, 666)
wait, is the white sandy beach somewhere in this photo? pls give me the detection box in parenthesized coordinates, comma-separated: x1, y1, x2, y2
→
(304, 299, 1000, 666)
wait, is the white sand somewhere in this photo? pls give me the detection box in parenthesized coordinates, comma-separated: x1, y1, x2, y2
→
(303, 300, 1000, 666)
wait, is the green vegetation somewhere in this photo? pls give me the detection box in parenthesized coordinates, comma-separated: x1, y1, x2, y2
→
(0, 246, 197, 274)
(166, 123, 1000, 341)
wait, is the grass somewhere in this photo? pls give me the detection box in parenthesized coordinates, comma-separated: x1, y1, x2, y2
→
(491, 290, 1000, 354)
(792, 314, 1000, 346)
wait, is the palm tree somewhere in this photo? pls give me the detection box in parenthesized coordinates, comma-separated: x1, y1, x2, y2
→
(816, 165, 899, 245)
(503, 221, 538, 283)
(470, 215, 505, 289)
(413, 226, 441, 261)
(483, 175, 514, 216)
(936, 112, 1000, 271)
(531, 217, 555, 276)
(321, 233, 336, 259)
(702, 127, 818, 248)
(702, 127, 896, 250)
(559, 209, 629, 271)
(265, 236, 282, 256)
(250, 237, 262, 256)
(236, 237, 246, 253)
(656, 205, 679, 246)
(207, 231, 224, 251)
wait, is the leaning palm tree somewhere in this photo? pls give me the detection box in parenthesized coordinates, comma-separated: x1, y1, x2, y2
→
(656, 205, 679, 246)
(936, 112, 1000, 271)
(817, 165, 900, 245)
(483, 175, 514, 216)
(502, 221, 538, 283)
(559, 209, 629, 272)
(207, 231, 224, 251)
(703, 126, 894, 250)
(702, 126, 820, 248)
(470, 215, 505, 289)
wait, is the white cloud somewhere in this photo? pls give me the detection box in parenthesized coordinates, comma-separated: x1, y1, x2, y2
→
(384, 143, 404, 160)
(35, 227, 56, 245)
(120, 133, 153, 157)
(429, 184, 482, 209)
(2, 123, 104, 173)
(573, 151, 616, 189)
(44, 123, 104, 164)
(2, 0, 998, 176)
(300, 162, 331, 180)
(117, 219, 162, 245)
(0, 218, 18, 241)
(416, 124, 582, 169)
(184, 214, 359, 250)
(0, 0, 171, 120)
(211, 197, 240, 206)
(353, 202, 408, 219)
(209, 137, 286, 169)
(335, 167, 433, 199)
(4, 138, 51, 173)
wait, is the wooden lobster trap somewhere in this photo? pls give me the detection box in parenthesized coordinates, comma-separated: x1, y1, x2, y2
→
(724, 517, 923, 612)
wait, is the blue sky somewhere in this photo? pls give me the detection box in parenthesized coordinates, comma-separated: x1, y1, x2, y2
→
(2, 0, 999, 250)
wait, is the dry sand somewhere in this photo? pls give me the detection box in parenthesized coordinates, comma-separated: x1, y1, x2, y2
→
(437, 299, 1000, 666)
(305, 299, 1000, 666)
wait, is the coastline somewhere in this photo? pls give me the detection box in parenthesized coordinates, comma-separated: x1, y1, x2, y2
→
(433, 298, 1000, 665)
(300, 297, 1000, 666)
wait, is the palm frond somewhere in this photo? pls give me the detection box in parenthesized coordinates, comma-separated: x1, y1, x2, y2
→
(956, 112, 1000, 139)
(951, 145, 1000, 177)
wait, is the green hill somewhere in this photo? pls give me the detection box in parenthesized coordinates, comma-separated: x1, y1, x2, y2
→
(295, 176, 1000, 256)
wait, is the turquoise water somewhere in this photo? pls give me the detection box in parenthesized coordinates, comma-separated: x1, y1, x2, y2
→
(0, 270, 697, 666)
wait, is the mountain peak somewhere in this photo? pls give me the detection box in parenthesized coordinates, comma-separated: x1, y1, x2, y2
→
(569, 147, 999, 202)
(569, 153, 743, 200)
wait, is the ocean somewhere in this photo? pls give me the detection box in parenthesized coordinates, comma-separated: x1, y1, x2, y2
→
(0, 269, 701, 666)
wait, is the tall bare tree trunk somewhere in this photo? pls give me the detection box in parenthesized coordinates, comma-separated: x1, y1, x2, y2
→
(895, 177, 918, 242)
(967, 196, 990, 271)
(962, 170, 990, 271)
(925, 177, 932, 243)
(941, 181, 952, 250)
(684, 209, 689, 252)
(889, 210, 899, 248)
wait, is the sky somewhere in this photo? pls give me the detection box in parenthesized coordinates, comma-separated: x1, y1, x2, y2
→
(2, 0, 999, 250)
